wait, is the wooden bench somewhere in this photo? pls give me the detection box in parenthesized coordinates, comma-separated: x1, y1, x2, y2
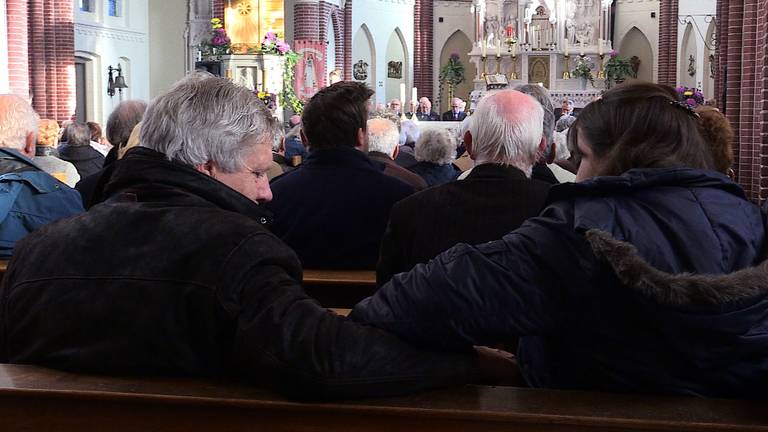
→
(0, 364, 766, 431)
(303, 269, 377, 308)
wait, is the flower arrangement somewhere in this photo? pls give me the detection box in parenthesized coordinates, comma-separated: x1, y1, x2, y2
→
(675, 86, 705, 107)
(437, 53, 466, 112)
(572, 56, 595, 86)
(261, 32, 290, 55)
(603, 51, 633, 89)
(256, 91, 277, 111)
(207, 18, 230, 54)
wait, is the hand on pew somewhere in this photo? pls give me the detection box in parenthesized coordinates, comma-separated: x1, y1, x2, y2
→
(473, 346, 524, 387)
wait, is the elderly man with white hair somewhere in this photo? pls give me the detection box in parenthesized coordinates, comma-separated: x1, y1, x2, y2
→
(408, 127, 459, 187)
(377, 89, 551, 285)
(413, 97, 440, 121)
(367, 118, 427, 191)
(0, 73, 483, 399)
(441, 97, 467, 121)
(0, 95, 83, 258)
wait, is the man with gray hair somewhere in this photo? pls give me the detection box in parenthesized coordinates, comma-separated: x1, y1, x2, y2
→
(367, 118, 427, 191)
(0, 95, 83, 258)
(377, 89, 550, 285)
(0, 73, 482, 399)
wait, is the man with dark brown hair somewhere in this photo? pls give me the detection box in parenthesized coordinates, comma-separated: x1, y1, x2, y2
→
(269, 82, 414, 269)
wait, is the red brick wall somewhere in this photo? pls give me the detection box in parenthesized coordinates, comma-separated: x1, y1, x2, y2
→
(6, 0, 30, 99)
(212, 0, 225, 21)
(293, 1, 345, 81)
(294, 2, 320, 40)
(26, 0, 75, 122)
(413, 0, 433, 101)
(344, 0, 352, 80)
(716, 0, 768, 201)
(658, 0, 679, 86)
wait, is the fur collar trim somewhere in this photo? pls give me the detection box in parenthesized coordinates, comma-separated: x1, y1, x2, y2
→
(585, 229, 768, 308)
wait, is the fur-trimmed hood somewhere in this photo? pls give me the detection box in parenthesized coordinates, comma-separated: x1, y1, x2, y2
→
(586, 229, 768, 309)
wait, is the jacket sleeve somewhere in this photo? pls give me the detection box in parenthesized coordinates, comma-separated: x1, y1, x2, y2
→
(219, 231, 475, 400)
(376, 201, 410, 287)
(350, 205, 587, 350)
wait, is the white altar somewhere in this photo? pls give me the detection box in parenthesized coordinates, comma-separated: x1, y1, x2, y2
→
(468, 0, 613, 108)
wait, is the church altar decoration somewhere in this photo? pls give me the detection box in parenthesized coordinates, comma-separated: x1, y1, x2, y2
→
(201, 18, 231, 55)
(603, 51, 633, 89)
(438, 54, 466, 112)
(261, 31, 290, 55)
(256, 91, 277, 111)
(676, 87, 705, 107)
(293, 41, 326, 108)
(572, 55, 594, 88)
(282, 51, 303, 114)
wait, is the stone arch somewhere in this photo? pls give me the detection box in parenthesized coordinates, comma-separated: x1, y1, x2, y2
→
(679, 22, 697, 88)
(385, 27, 409, 105)
(74, 50, 101, 123)
(618, 26, 654, 83)
(325, 15, 336, 87)
(703, 20, 716, 100)
(330, 9, 343, 72)
(352, 24, 375, 88)
(437, 30, 474, 113)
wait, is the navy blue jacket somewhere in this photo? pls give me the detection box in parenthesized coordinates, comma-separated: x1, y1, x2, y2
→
(269, 146, 414, 269)
(409, 162, 459, 187)
(351, 168, 768, 398)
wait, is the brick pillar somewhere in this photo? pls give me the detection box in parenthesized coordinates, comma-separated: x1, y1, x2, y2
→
(294, 1, 320, 40)
(658, 0, 679, 86)
(344, 0, 352, 81)
(212, 0, 225, 21)
(6, 0, 30, 99)
(413, 0, 433, 102)
(54, 0, 75, 121)
(332, 10, 344, 74)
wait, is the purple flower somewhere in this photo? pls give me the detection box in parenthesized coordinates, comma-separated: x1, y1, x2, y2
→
(265, 31, 277, 41)
(276, 41, 289, 54)
(609, 50, 618, 58)
(685, 98, 697, 107)
(450, 53, 460, 61)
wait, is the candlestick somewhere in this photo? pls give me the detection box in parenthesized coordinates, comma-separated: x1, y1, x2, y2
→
(411, 87, 417, 106)
(564, 39, 569, 56)
(580, 41, 585, 56)
(496, 39, 501, 57)
(399, 83, 406, 115)
(562, 54, 571, 80)
(481, 40, 487, 57)
(598, 39, 603, 56)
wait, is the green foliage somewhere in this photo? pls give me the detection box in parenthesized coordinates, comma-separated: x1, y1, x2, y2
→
(604, 54, 634, 89)
(572, 56, 594, 86)
(281, 51, 304, 115)
(438, 54, 466, 111)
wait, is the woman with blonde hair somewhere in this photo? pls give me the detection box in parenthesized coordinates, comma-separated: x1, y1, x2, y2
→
(34, 119, 79, 187)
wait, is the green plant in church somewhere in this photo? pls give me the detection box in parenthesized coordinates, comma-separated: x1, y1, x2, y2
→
(603, 51, 634, 89)
(438, 53, 466, 112)
(281, 51, 304, 115)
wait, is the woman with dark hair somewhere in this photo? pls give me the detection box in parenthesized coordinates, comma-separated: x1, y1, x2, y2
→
(695, 106, 735, 178)
(351, 82, 768, 399)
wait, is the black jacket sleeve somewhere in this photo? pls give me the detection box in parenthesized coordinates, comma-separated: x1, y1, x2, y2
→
(219, 231, 475, 400)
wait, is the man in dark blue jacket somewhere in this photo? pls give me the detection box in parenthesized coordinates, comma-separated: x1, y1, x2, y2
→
(269, 82, 414, 269)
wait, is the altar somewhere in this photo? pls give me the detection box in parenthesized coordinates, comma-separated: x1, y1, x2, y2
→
(467, 0, 613, 109)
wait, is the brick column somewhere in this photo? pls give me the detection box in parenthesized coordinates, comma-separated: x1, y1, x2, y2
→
(658, 0, 679, 86)
(212, 0, 225, 21)
(344, 0, 352, 81)
(294, 1, 320, 40)
(413, 0, 433, 102)
(6, 0, 30, 99)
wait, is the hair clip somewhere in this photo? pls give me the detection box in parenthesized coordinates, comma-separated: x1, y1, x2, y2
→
(669, 100, 701, 119)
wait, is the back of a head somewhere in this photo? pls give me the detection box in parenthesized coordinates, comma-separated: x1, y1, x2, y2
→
(37, 119, 60, 147)
(302, 81, 373, 150)
(695, 106, 734, 174)
(415, 128, 456, 165)
(469, 90, 543, 171)
(514, 84, 555, 149)
(140, 72, 272, 172)
(65, 122, 92, 147)
(367, 118, 399, 156)
(0, 94, 39, 151)
(399, 120, 420, 146)
(107, 100, 147, 150)
(87, 121, 103, 143)
(270, 117, 285, 152)
(569, 82, 713, 176)
(556, 115, 576, 133)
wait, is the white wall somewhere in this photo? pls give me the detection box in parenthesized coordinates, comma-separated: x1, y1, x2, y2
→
(148, 0, 188, 98)
(677, 0, 716, 92)
(74, 0, 150, 126)
(0, 0, 8, 93)
(352, 25, 375, 89)
(353, 0, 414, 104)
(433, 0, 473, 109)
(384, 29, 406, 103)
(614, 0, 659, 83)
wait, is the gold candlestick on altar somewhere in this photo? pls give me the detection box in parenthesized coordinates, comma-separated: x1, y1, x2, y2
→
(495, 54, 501, 75)
(562, 54, 571, 80)
(509, 54, 518, 80)
(597, 53, 606, 79)
(481, 55, 488, 79)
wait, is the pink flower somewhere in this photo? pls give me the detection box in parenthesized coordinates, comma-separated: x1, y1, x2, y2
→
(265, 31, 277, 41)
(685, 98, 697, 107)
(609, 50, 618, 58)
(276, 41, 289, 54)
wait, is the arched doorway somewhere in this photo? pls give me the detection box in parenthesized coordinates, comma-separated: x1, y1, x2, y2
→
(619, 27, 653, 83)
(679, 22, 697, 88)
(384, 28, 408, 107)
(438, 30, 474, 113)
(352, 25, 375, 90)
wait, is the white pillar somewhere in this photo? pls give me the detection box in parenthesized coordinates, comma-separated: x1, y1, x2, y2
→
(0, 0, 9, 93)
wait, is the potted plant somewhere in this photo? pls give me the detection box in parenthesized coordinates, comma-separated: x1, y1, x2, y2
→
(438, 53, 465, 112)
(675, 86, 705, 107)
(603, 51, 634, 89)
(572, 56, 594, 90)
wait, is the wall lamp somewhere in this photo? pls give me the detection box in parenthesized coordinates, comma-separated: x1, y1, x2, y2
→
(107, 65, 128, 97)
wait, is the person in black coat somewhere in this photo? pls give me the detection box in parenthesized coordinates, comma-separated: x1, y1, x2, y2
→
(0, 73, 479, 400)
(378, 90, 551, 285)
(441, 97, 468, 121)
(408, 128, 460, 187)
(268, 82, 415, 269)
(58, 122, 105, 178)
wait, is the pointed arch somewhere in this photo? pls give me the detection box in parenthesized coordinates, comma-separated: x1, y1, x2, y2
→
(703, 20, 716, 99)
(618, 26, 653, 83)
(679, 22, 697, 88)
(437, 30, 474, 112)
(352, 24, 375, 87)
(385, 27, 409, 105)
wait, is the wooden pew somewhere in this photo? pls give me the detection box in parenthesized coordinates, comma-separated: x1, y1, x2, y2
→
(303, 269, 377, 308)
(0, 364, 766, 432)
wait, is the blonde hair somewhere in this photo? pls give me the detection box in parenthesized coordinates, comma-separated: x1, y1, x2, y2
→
(37, 119, 60, 147)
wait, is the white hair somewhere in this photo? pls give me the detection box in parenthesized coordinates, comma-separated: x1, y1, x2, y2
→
(270, 118, 284, 152)
(367, 118, 399, 156)
(399, 120, 420, 145)
(140, 71, 272, 172)
(469, 90, 543, 175)
(415, 128, 456, 165)
(0, 95, 39, 150)
(553, 131, 571, 161)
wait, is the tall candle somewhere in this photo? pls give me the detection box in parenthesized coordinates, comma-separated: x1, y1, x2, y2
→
(496, 39, 501, 56)
(598, 39, 603, 56)
(481, 40, 487, 56)
(399, 83, 406, 109)
(411, 87, 417, 105)
(580, 41, 585, 56)
(512, 40, 517, 56)
(564, 39, 569, 55)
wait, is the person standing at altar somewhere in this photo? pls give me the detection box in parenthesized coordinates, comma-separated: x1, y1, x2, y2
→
(414, 97, 440, 121)
(442, 98, 467, 121)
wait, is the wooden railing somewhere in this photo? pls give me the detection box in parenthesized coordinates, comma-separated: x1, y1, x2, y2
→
(0, 364, 765, 432)
(302, 269, 376, 308)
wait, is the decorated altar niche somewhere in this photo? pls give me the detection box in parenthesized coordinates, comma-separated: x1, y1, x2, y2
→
(468, 0, 613, 109)
(213, 54, 286, 122)
(224, 0, 285, 54)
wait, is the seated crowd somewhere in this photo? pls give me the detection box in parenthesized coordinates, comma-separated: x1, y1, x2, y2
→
(0, 72, 764, 402)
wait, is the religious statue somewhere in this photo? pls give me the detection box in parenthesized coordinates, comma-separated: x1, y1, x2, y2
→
(709, 54, 716, 78)
(630, 56, 641, 78)
(688, 55, 696, 77)
(304, 54, 316, 90)
(238, 67, 256, 91)
(353, 60, 369, 80)
(387, 61, 403, 79)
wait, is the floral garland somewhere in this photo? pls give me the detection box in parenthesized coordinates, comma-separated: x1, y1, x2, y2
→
(675, 86, 705, 107)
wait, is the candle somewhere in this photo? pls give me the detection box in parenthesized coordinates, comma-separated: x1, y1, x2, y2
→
(580, 41, 585, 56)
(399, 83, 406, 110)
(496, 39, 501, 56)
(411, 87, 417, 105)
(512, 40, 517, 56)
(481, 40, 487, 57)
(598, 39, 603, 56)
(564, 39, 569, 55)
